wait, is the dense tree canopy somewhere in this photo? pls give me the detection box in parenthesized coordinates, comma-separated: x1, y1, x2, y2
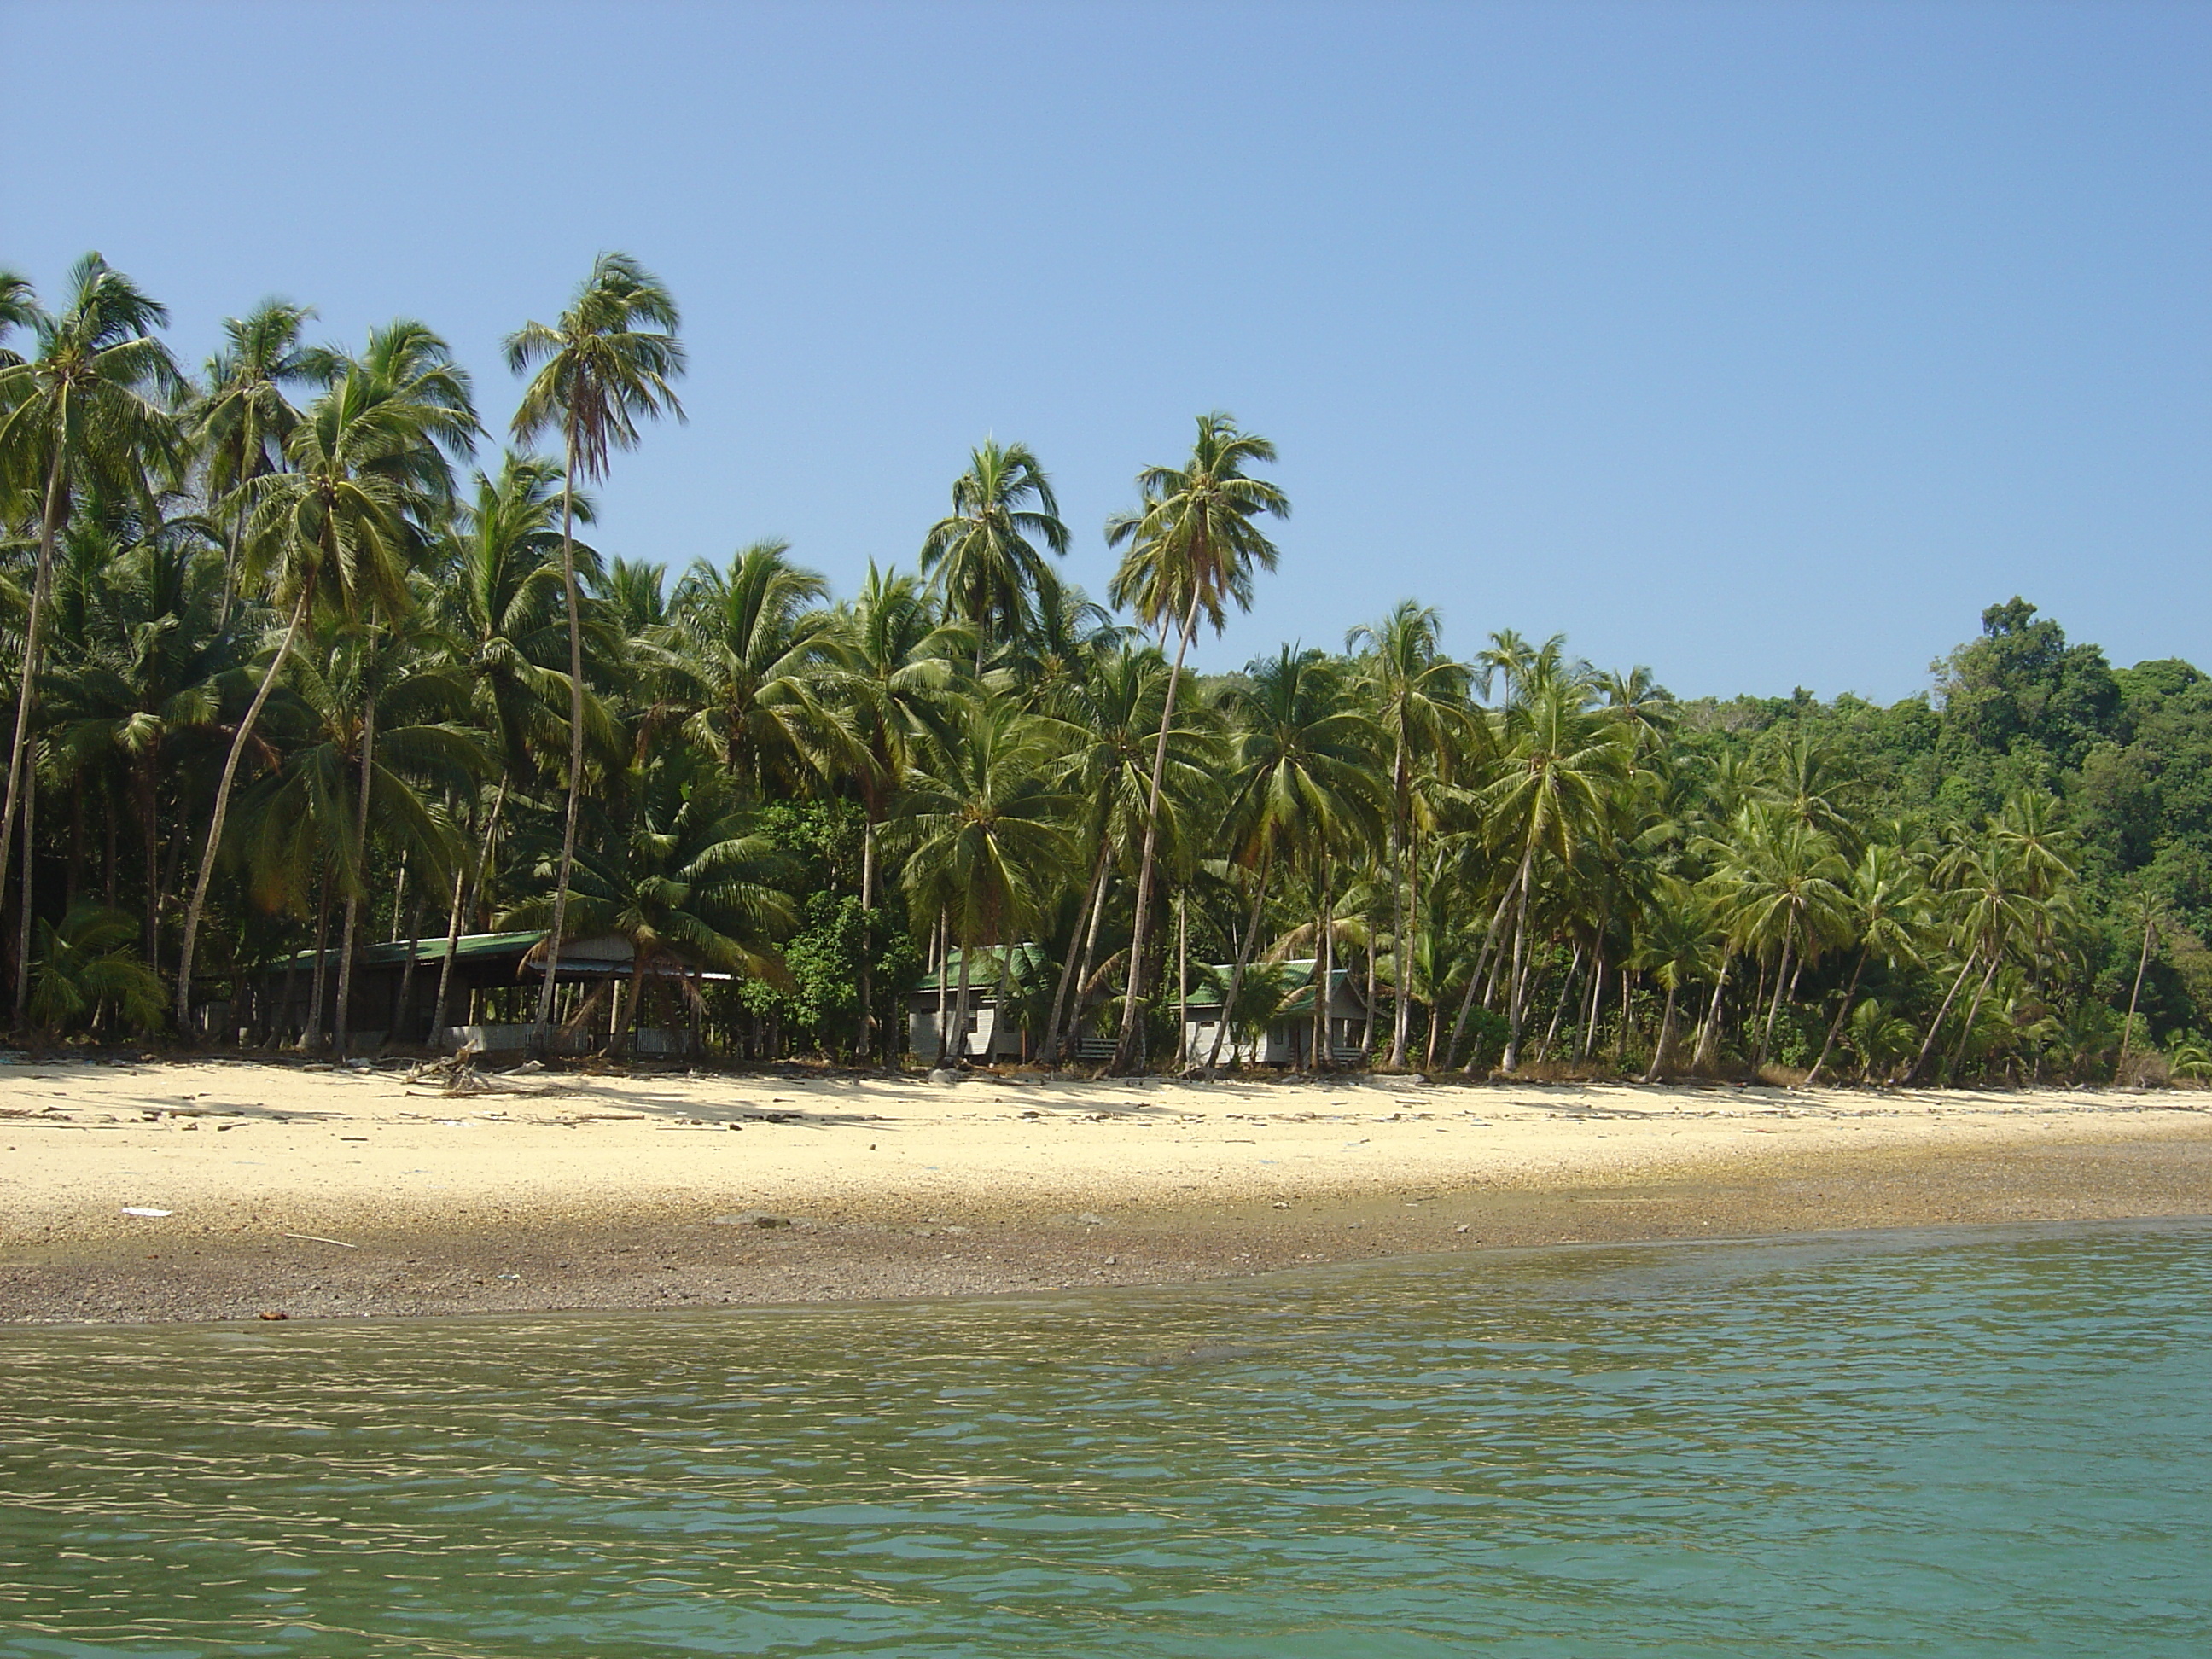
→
(1, 253, 2204, 1085)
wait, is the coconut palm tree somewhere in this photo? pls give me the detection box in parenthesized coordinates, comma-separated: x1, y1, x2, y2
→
(1347, 600, 1476, 1068)
(918, 439, 1069, 672)
(422, 454, 603, 1032)
(891, 696, 1076, 1062)
(502, 752, 795, 1057)
(1475, 673, 1630, 1070)
(44, 508, 228, 971)
(29, 903, 166, 1038)
(1630, 876, 1721, 1080)
(1805, 841, 1930, 1084)
(1045, 643, 1220, 1062)
(236, 614, 481, 1047)
(663, 541, 857, 794)
(174, 331, 473, 1035)
(505, 252, 686, 1056)
(1103, 413, 1289, 1074)
(1705, 805, 1852, 1067)
(1202, 647, 1385, 1074)
(0, 255, 183, 1020)
(190, 300, 333, 627)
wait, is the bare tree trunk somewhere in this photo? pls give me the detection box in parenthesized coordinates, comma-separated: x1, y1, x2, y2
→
(1758, 930, 1794, 1066)
(1174, 889, 1190, 1068)
(1047, 841, 1110, 1064)
(950, 931, 974, 1063)
(1500, 856, 1538, 1071)
(13, 746, 35, 1031)
(932, 910, 950, 1062)
(1449, 865, 1525, 1069)
(429, 864, 468, 1048)
(304, 864, 333, 1051)
(2119, 897, 2157, 1080)
(332, 689, 375, 1057)
(393, 887, 427, 1045)
(1694, 956, 1732, 1069)
(1643, 982, 1679, 1083)
(1111, 594, 1199, 1074)
(1806, 944, 1871, 1086)
(177, 585, 315, 1033)
(1908, 951, 1982, 1083)
(1205, 847, 1273, 1076)
(859, 817, 876, 1059)
(3, 451, 68, 1026)
(1536, 942, 1583, 1063)
(1945, 951, 2003, 1084)
(533, 439, 587, 1059)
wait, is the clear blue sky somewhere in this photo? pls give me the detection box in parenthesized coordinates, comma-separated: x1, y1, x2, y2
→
(3, 0, 2204, 700)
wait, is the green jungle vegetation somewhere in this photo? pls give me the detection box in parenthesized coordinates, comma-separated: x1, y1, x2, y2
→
(3, 251, 2207, 1086)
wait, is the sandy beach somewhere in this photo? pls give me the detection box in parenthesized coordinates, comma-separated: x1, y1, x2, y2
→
(3, 1056, 2208, 1323)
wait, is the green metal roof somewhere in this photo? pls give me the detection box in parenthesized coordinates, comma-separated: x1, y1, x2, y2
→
(1182, 959, 1359, 1015)
(268, 931, 544, 973)
(917, 943, 1046, 992)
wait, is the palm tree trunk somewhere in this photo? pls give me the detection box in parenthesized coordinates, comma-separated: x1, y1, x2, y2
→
(1759, 930, 1794, 1066)
(1537, 942, 1583, 1063)
(2, 448, 69, 1024)
(1110, 594, 1199, 1074)
(429, 864, 468, 1048)
(1576, 954, 1604, 1062)
(859, 816, 877, 1059)
(1806, 943, 1871, 1086)
(533, 440, 587, 1059)
(951, 930, 975, 1063)
(1945, 951, 2003, 1084)
(1312, 867, 1333, 1071)
(1174, 890, 1190, 1068)
(12, 742, 34, 1030)
(2119, 898, 2156, 1080)
(1500, 854, 1537, 1071)
(608, 947, 646, 1059)
(1909, 951, 1981, 1083)
(1449, 868, 1524, 1070)
(304, 864, 333, 1051)
(393, 887, 427, 1045)
(932, 910, 950, 1061)
(1643, 981, 1679, 1084)
(332, 689, 376, 1057)
(1694, 956, 1732, 1069)
(1388, 773, 1409, 1068)
(1047, 841, 1110, 1064)
(176, 585, 315, 1033)
(1206, 846, 1274, 1076)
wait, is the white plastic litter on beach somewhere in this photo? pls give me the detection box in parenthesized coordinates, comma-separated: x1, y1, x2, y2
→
(120, 1207, 172, 1218)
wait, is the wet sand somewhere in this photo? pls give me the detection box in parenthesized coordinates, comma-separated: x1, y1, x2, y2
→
(3, 1057, 2208, 1323)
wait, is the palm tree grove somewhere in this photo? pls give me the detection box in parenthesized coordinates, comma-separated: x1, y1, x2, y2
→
(5, 251, 2209, 1087)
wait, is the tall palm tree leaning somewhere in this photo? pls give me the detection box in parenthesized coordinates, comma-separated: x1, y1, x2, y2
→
(0, 255, 182, 1026)
(505, 253, 685, 1059)
(1104, 413, 1288, 1074)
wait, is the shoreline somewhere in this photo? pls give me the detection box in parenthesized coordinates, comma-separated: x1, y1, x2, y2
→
(4, 1057, 2209, 1324)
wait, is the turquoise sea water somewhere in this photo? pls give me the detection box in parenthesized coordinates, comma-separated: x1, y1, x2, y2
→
(2, 1222, 2207, 1657)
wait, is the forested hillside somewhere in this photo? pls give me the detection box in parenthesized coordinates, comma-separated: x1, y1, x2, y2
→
(3, 252, 2204, 1083)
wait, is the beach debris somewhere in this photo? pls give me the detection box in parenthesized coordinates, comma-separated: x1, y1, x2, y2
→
(1454, 1224, 1471, 1233)
(1074, 1212, 1107, 1226)
(282, 1232, 358, 1249)
(1272, 1201, 1290, 1208)
(712, 1211, 793, 1228)
(120, 1206, 172, 1218)
(927, 1068, 960, 1085)
(258, 1311, 289, 1320)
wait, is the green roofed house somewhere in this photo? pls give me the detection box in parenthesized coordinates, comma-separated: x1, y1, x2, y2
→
(240, 931, 731, 1057)
(1181, 958, 1368, 1068)
(909, 945, 1062, 1063)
